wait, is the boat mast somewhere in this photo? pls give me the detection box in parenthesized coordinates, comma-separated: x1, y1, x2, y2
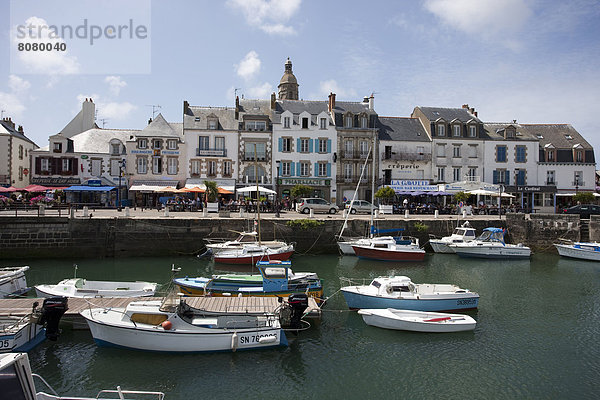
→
(255, 144, 261, 244)
(370, 126, 376, 238)
(337, 145, 371, 240)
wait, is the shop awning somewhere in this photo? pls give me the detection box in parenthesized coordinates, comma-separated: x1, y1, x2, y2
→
(63, 186, 116, 192)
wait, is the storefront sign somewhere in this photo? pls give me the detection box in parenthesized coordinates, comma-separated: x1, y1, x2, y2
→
(81, 155, 88, 159)
(383, 162, 424, 170)
(131, 150, 152, 154)
(162, 150, 180, 155)
(32, 177, 81, 185)
(505, 185, 557, 193)
(280, 178, 330, 186)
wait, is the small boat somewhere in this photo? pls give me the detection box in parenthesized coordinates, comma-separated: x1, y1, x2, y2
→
(351, 236, 425, 262)
(80, 293, 310, 353)
(1, 352, 165, 399)
(205, 230, 288, 255)
(35, 278, 158, 298)
(429, 222, 477, 253)
(450, 227, 531, 259)
(0, 297, 68, 353)
(174, 260, 323, 303)
(340, 276, 479, 311)
(213, 243, 295, 265)
(554, 241, 600, 261)
(0, 266, 30, 298)
(358, 308, 476, 332)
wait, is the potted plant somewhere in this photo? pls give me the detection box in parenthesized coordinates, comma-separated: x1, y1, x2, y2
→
(204, 180, 219, 213)
(375, 186, 395, 214)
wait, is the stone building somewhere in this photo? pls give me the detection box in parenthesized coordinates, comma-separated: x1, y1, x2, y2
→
(0, 117, 38, 188)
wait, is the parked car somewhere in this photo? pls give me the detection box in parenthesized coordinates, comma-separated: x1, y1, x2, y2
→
(563, 204, 600, 219)
(296, 198, 339, 214)
(344, 200, 375, 214)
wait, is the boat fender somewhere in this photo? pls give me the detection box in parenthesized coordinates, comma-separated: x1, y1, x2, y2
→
(161, 320, 172, 330)
(231, 332, 238, 352)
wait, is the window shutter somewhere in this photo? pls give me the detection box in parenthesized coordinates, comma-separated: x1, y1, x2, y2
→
(309, 139, 314, 153)
(314, 163, 318, 176)
(278, 138, 283, 152)
(290, 162, 295, 177)
(327, 139, 332, 153)
(493, 170, 498, 184)
(296, 138, 301, 152)
(326, 163, 331, 177)
(35, 157, 41, 173)
(431, 122, 435, 136)
(506, 170, 510, 185)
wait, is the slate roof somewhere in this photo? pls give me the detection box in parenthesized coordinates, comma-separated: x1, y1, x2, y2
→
(273, 100, 330, 125)
(483, 123, 539, 141)
(185, 106, 237, 131)
(332, 101, 376, 115)
(0, 119, 37, 146)
(519, 124, 593, 149)
(137, 114, 182, 138)
(415, 107, 481, 123)
(38, 128, 139, 153)
(377, 117, 430, 142)
(238, 99, 273, 117)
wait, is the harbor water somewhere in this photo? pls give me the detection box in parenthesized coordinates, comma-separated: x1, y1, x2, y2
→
(14, 253, 600, 399)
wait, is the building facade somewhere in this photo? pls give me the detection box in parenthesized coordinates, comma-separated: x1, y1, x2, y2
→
(0, 117, 38, 188)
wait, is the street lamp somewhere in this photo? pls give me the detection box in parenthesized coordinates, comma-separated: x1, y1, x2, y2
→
(118, 159, 126, 210)
(275, 160, 280, 218)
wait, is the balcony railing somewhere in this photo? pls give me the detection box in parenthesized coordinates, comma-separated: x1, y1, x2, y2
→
(335, 175, 370, 184)
(572, 181, 585, 186)
(243, 152, 268, 161)
(341, 150, 371, 160)
(196, 148, 227, 157)
(382, 152, 432, 161)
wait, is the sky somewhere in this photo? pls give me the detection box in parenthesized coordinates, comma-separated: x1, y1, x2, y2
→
(1, 0, 599, 155)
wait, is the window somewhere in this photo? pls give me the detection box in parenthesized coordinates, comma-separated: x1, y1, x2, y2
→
(469, 125, 477, 137)
(223, 161, 232, 176)
(320, 118, 327, 129)
(137, 157, 147, 174)
(110, 160, 119, 176)
(199, 136, 209, 150)
(344, 164, 352, 179)
(576, 151, 583, 162)
(515, 146, 526, 163)
(208, 120, 217, 130)
(282, 161, 291, 176)
(111, 143, 120, 155)
(437, 167, 445, 182)
(496, 145, 507, 162)
(167, 140, 177, 150)
(493, 169, 509, 184)
(515, 169, 526, 185)
(53, 142, 62, 152)
(207, 160, 216, 176)
(359, 141, 369, 157)
(18, 166, 23, 180)
(282, 137, 292, 152)
(18, 145, 23, 160)
(302, 118, 309, 129)
(300, 162, 309, 176)
(246, 121, 266, 131)
(283, 117, 290, 128)
(469, 145, 477, 158)
(215, 137, 225, 150)
(453, 145, 461, 158)
(453, 167, 461, 181)
(152, 157, 162, 174)
(345, 116, 353, 128)
(138, 139, 147, 149)
(62, 159, 70, 172)
(361, 117, 368, 129)
(453, 125, 461, 137)
(565, 135, 573, 140)
(194, 116, 200, 122)
(318, 139, 327, 153)
(437, 124, 446, 136)
(344, 140, 353, 157)
(300, 139, 309, 153)
(546, 170, 555, 185)
(191, 160, 200, 175)
(41, 158, 49, 172)
(436, 144, 446, 157)
(153, 139, 161, 149)
(318, 163, 327, 177)
(167, 158, 177, 175)
(467, 167, 477, 180)
(574, 171, 583, 186)
(245, 142, 266, 160)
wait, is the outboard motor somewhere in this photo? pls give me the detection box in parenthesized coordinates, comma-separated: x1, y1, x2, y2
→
(285, 293, 309, 329)
(36, 297, 68, 341)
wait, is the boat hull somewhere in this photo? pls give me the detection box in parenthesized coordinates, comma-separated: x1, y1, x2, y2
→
(0, 267, 30, 299)
(352, 246, 425, 262)
(337, 241, 356, 255)
(555, 244, 600, 261)
(0, 321, 45, 353)
(341, 290, 478, 311)
(81, 311, 287, 353)
(358, 309, 476, 332)
(34, 286, 156, 298)
(452, 246, 531, 259)
(214, 250, 294, 265)
(429, 240, 455, 254)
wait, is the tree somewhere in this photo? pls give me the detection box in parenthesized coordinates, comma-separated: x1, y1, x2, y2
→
(375, 186, 396, 204)
(453, 191, 470, 204)
(203, 180, 218, 202)
(573, 192, 595, 204)
(291, 184, 313, 199)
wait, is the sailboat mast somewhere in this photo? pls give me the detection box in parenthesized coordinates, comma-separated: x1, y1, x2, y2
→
(254, 144, 261, 244)
(370, 127, 376, 237)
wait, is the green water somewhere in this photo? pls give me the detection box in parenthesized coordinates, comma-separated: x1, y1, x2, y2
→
(13, 254, 600, 399)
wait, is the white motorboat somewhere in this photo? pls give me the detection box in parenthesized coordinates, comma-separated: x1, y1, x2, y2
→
(358, 308, 476, 332)
(351, 236, 425, 262)
(450, 227, 531, 259)
(35, 278, 157, 298)
(80, 293, 309, 353)
(0, 266, 30, 298)
(0, 352, 165, 399)
(0, 315, 45, 353)
(213, 243, 295, 265)
(429, 222, 477, 253)
(205, 231, 288, 254)
(554, 241, 600, 261)
(340, 276, 479, 311)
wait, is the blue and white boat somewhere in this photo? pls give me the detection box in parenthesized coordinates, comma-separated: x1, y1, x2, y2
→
(0, 315, 45, 353)
(340, 276, 479, 311)
(554, 241, 600, 261)
(449, 227, 531, 259)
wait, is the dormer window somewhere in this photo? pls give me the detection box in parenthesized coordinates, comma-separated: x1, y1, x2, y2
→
(284, 117, 290, 128)
(547, 150, 555, 161)
(506, 128, 515, 139)
(437, 124, 446, 137)
(320, 118, 327, 130)
(194, 117, 200, 122)
(345, 115, 353, 128)
(453, 125, 461, 137)
(469, 125, 477, 137)
(361, 117, 368, 129)
(111, 143, 120, 155)
(565, 135, 573, 140)
(302, 117, 309, 129)
(246, 121, 266, 131)
(53, 142, 62, 153)
(576, 151, 583, 162)
(139, 139, 147, 149)
(208, 120, 217, 130)
(536, 134, 543, 139)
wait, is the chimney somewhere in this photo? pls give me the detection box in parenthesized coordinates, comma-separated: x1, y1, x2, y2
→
(183, 100, 189, 115)
(363, 96, 369, 103)
(270, 92, 276, 110)
(369, 94, 374, 111)
(18, 125, 23, 133)
(235, 96, 240, 119)
(82, 98, 95, 130)
(328, 92, 336, 112)
(512, 119, 517, 124)
(148, 118, 153, 125)
(462, 104, 469, 109)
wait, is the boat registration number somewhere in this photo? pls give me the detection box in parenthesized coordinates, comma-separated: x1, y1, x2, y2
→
(456, 298, 477, 306)
(238, 333, 277, 346)
(0, 339, 14, 350)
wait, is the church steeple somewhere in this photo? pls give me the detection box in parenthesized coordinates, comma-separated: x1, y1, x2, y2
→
(278, 57, 299, 100)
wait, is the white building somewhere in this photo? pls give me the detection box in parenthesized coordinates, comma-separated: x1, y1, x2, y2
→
(0, 117, 38, 188)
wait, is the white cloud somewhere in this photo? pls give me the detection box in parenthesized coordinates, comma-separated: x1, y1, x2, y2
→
(8, 75, 31, 94)
(105, 76, 127, 96)
(246, 82, 273, 98)
(0, 75, 32, 119)
(236, 51, 261, 81)
(423, 0, 532, 49)
(76, 94, 136, 123)
(226, 0, 301, 35)
(12, 17, 80, 74)
(316, 79, 357, 99)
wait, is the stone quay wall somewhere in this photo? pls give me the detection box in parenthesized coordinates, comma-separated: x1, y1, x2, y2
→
(0, 214, 590, 259)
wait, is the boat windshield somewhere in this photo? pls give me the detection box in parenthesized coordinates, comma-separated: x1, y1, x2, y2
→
(454, 229, 464, 235)
(477, 230, 505, 244)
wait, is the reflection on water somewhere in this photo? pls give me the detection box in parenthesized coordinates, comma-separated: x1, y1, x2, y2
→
(8, 253, 597, 399)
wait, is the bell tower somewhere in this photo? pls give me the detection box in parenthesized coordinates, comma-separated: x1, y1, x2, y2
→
(277, 58, 299, 100)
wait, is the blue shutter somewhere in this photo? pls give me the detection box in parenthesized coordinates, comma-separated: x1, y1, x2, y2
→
(309, 139, 314, 153)
(506, 170, 510, 185)
(296, 138, 301, 152)
(327, 139, 332, 153)
(314, 163, 318, 177)
(290, 162, 295, 176)
(493, 170, 498, 184)
(278, 138, 283, 152)
(326, 163, 331, 177)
